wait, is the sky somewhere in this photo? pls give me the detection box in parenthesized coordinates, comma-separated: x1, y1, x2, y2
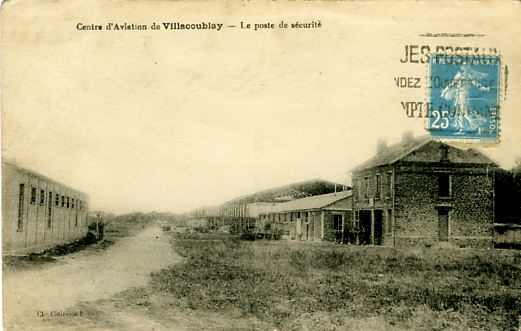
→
(2, 1, 521, 214)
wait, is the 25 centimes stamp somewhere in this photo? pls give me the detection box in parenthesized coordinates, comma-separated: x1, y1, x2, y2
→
(427, 54, 501, 143)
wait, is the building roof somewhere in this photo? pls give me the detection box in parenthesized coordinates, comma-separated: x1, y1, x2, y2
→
(351, 134, 433, 172)
(2, 159, 88, 196)
(222, 178, 349, 205)
(351, 134, 498, 172)
(259, 190, 352, 214)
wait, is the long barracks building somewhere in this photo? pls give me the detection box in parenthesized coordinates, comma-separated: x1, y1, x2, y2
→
(2, 161, 89, 255)
(219, 179, 349, 231)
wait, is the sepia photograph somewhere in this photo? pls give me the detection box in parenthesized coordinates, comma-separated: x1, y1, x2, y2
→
(2, 1, 521, 330)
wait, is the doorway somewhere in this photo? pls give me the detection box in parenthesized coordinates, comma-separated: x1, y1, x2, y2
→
(438, 209, 449, 242)
(359, 210, 371, 245)
(374, 210, 383, 245)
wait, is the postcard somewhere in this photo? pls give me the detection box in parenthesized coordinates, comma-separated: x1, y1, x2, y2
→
(2, 1, 520, 330)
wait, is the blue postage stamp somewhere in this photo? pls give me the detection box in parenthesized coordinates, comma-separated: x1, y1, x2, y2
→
(427, 54, 500, 142)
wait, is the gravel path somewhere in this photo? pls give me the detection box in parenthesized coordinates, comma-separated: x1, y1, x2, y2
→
(3, 226, 181, 330)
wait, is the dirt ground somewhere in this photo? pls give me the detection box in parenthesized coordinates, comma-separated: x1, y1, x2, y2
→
(6, 228, 501, 331)
(3, 226, 182, 331)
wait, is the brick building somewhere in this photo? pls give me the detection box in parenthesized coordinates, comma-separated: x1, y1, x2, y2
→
(258, 191, 352, 242)
(351, 132, 498, 248)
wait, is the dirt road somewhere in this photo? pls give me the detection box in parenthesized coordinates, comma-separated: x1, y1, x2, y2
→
(3, 226, 181, 330)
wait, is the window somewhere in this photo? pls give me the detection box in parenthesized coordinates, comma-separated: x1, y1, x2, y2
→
(40, 189, 45, 205)
(62, 195, 65, 207)
(364, 176, 369, 198)
(18, 184, 25, 231)
(297, 212, 301, 219)
(55, 193, 60, 207)
(438, 174, 451, 198)
(30, 187, 36, 204)
(66, 196, 70, 208)
(72, 198, 75, 209)
(386, 172, 392, 198)
(334, 215, 343, 231)
(47, 192, 53, 228)
(290, 213, 294, 223)
(375, 174, 381, 199)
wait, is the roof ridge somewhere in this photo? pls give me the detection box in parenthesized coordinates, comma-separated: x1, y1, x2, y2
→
(385, 134, 433, 165)
(351, 134, 432, 172)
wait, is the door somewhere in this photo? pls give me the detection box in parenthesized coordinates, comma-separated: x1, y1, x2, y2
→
(301, 212, 308, 240)
(438, 209, 449, 242)
(374, 210, 383, 245)
(296, 212, 301, 239)
(359, 210, 372, 245)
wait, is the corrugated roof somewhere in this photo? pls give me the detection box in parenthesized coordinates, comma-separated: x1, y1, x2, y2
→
(259, 190, 352, 214)
(351, 134, 433, 172)
(223, 178, 349, 205)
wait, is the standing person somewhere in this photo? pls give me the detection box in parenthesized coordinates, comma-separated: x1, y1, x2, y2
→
(98, 222, 104, 240)
(441, 63, 490, 134)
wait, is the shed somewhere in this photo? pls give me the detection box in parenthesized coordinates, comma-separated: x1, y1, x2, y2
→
(258, 191, 352, 242)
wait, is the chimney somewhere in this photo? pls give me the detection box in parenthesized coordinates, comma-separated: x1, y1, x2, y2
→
(402, 131, 414, 144)
(377, 138, 387, 155)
